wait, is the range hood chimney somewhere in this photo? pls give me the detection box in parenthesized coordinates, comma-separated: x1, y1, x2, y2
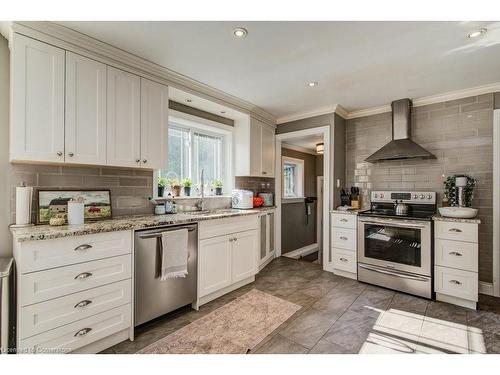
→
(365, 98, 435, 163)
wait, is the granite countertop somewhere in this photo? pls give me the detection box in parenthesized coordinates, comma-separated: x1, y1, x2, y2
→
(11, 208, 271, 242)
(330, 208, 365, 215)
(432, 214, 481, 224)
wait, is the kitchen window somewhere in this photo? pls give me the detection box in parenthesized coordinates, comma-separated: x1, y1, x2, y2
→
(282, 156, 304, 199)
(159, 112, 232, 195)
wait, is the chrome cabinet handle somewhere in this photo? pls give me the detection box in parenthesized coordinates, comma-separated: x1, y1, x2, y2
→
(57, 151, 63, 156)
(449, 228, 462, 233)
(262, 171, 267, 175)
(74, 272, 93, 280)
(135, 159, 140, 163)
(339, 236, 348, 241)
(449, 279, 462, 285)
(234, 237, 238, 242)
(74, 328, 92, 337)
(143, 159, 147, 163)
(340, 218, 348, 222)
(339, 257, 348, 262)
(68, 152, 74, 157)
(449, 251, 463, 257)
(74, 244, 92, 251)
(229, 238, 234, 242)
(74, 300, 92, 309)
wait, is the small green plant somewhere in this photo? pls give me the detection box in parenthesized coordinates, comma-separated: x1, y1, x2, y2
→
(167, 178, 180, 188)
(212, 180, 223, 189)
(158, 176, 167, 187)
(181, 178, 192, 188)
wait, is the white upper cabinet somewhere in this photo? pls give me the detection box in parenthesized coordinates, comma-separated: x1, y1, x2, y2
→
(10, 34, 65, 163)
(234, 116, 276, 177)
(65, 52, 107, 165)
(106, 66, 141, 168)
(140, 78, 168, 170)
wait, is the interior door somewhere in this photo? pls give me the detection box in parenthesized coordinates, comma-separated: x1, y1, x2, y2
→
(10, 34, 65, 163)
(199, 235, 232, 297)
(65, 52, 107, 165)
(140, 78, 169, 169)
(232, 230, 258, 283)
(106, 66, 141, 167)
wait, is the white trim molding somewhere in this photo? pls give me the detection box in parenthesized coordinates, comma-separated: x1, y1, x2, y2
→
(493, 109, 500, 297)
(282, 243, 319, 259)
(5, 21, 276, 127)
(277, 81, 500, 124)
(479, 281, 494, 296)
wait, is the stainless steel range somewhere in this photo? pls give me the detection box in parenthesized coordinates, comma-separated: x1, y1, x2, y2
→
(357, 191, 437, 299)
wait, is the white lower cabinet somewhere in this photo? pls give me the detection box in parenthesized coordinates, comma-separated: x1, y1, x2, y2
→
(14, 230, 134, 354)
(198, 215, 259, 305)
(434, 220, 479, 309)
(328, 213, 358, 279)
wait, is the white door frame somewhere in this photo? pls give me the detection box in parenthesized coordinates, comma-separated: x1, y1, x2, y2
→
(493, 109, 500, 296)
(275, 126, 330, 271)
(317, 176, 324, 259)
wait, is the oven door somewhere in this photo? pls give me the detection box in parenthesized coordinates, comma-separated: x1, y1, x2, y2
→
(357, 217, 431, 276)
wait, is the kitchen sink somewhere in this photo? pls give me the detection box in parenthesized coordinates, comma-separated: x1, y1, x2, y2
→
(438, 207, 478, 219)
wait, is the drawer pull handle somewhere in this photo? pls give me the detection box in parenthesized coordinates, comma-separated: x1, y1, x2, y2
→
(340, 218, 348, 222)
(449, 251, 463, 257)
(74, 328, 92, 338)
(340, 236, 348, 241)
(449, 228, 462, 233)
(339, 257, 348, 262)
(74, 300, 92, 309)
(74, 272, 93, 280)
(449, 279, 462, 285)
(75, 244, 93, 251)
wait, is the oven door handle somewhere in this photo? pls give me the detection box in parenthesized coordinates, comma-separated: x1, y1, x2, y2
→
(358, 218, 428, 229)
(358, 264, 430, 282)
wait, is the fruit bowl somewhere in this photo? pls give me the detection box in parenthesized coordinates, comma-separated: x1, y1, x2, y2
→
(438, 207, 478, 219)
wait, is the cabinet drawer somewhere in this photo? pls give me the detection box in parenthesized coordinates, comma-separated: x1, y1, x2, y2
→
(19, 304, 131, 353)
(332, 228, 356, 251)
(17, 231, 132, 274)
(435, 221, 478, 243)
(331, 213, 357, 229)
(435, 239, 478, 272)
(434, 266, 478, 302)
(332, 249, 357, 273)
(199, 215, 258, 240)
(20, 255, 132, 306)
(19, 279, 132, 339)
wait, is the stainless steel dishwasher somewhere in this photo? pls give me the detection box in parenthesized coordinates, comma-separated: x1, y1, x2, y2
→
(134, 224, 197, 326)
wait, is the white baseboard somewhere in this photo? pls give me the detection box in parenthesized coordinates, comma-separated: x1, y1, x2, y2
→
(479, 281, 494, 296)
(283, 243, 318, 259)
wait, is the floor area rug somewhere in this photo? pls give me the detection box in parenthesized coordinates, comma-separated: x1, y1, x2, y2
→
(139, 289, 301, 354)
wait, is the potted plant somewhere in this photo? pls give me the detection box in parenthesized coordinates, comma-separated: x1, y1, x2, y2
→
(170, 179, 181, 197)
(212, 180, 223, 196)
(158, 176, 167, 197)
(182, 178, 192, 196)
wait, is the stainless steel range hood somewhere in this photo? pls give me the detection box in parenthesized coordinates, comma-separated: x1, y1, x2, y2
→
(365, 99, 435, 162)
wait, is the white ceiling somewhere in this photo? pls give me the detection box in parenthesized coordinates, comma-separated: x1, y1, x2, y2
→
(283, 134, 324, 152)
(58, 21, 500, 121)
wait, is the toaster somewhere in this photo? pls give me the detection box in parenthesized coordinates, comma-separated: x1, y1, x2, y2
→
(232, 189, 254, 209)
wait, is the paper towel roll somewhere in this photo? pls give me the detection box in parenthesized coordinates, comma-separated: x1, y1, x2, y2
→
(68, 201, 84, 225)
(16, 186, 33, 226)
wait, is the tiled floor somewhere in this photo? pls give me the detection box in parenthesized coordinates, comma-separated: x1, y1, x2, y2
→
(103, 257, 500, 354)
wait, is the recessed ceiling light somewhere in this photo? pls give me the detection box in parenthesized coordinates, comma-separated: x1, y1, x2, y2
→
(467, 28, 487, 38)
(308, 82, 318, 87)
(232, 27, 248, 38)
(186, 98, 192, 103)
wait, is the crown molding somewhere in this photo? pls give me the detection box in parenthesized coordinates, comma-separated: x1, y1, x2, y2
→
(333, 104, 349, 119)
(276, 105, 336, 124)
(8, 21, 276, 126)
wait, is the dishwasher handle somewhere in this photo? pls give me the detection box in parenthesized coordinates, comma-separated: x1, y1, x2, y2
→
(138, 226, 196, 239)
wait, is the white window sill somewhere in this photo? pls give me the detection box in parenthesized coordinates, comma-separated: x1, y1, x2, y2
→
(174, 195, 231, 200)
(282, 197, 305, 204)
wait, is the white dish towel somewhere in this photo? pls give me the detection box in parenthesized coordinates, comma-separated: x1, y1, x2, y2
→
(160, 228, 189, 280)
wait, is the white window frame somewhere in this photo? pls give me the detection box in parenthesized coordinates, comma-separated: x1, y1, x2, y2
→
(282, 156, 304, 199)
(155, 109, 233, 197)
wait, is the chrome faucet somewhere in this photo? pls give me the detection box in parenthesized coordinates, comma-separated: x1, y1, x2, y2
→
(196, 169, 206, 211)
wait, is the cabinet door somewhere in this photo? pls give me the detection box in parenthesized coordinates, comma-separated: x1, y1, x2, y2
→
(249, 118, 263, 176)
(199, 235, 232, 297)
(11, 34, 65, 163)
(140, 78, 168, 169)
(232, 230, 258, 283)
(106, 66, 141, 167)
(65, 52, 107, 165)
(261, 124, 276, 177)
(259, 215, 267, 262)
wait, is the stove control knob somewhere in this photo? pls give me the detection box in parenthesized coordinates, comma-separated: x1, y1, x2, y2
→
(413, 194, 418, 199)
(380, 193, 384, 198)
(427, 194, 432, 199)
(374, 194, 378, 198)
(419, 194, 425, 199)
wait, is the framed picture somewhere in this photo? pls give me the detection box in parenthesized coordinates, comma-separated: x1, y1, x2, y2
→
(37, 189, 112, 224)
